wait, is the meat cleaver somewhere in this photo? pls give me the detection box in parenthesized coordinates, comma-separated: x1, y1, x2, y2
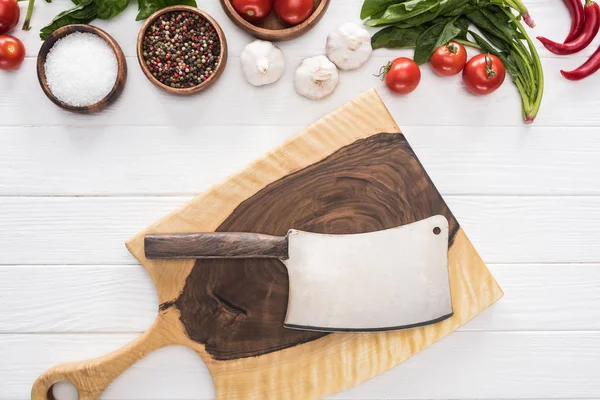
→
(145, 215, 453, 333)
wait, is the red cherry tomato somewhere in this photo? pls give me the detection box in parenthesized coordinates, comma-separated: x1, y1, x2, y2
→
(462, 53, 506, 95)
(274, 0, 314, 26)
(232, 0, 273, 24)
(381, 57, 421, 95)
(0, 0, 20, 34)
(0, 34, 25, 70)
(430, 41, 467, 76)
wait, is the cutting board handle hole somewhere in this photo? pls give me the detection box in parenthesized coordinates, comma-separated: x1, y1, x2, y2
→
(433, 227, 441, 235)
(49, 381, 78, 400)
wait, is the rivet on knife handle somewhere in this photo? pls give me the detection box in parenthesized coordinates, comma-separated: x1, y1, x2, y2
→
(144, 232, 289, 260)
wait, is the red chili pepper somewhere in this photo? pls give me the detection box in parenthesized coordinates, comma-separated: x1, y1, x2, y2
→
(561, 45, 600, 80)
(537, 1, 600, 55)
(565, 0, 585, 42)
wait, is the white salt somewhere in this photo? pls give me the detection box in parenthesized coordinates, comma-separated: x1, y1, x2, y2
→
(44, 32, 118, 107)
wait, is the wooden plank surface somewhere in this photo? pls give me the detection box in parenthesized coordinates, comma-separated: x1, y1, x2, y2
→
(3, 332, 600, 399)
(2, 56, 600, 127)
(2, 0, 600, 398)
(1, 196, 600, 265)
(1, 264, 599, 333)
(2, 126, 600, 196)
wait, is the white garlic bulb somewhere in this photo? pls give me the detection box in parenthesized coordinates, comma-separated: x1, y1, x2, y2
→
(240, 40, 285, 87)
(326, 23, 373, 71)
(295, 55, 340, 100)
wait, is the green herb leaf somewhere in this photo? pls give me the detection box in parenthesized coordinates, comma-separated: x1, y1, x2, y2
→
(392, 8, 442, 27)
(368, 0, 440, 26)
(364, 10, 387, 26)
(360, 0, 399, 20)
(136, 0, 197, 21)
(438, 0, 478, 16)
(371, 25, 427, 49)
(40, 0, 98, 39)
(97, 0, 130, 19)
(432, 16, 462, 49)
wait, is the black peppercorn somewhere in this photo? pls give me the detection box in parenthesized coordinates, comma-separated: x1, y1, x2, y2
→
(143, 11, 221, 89)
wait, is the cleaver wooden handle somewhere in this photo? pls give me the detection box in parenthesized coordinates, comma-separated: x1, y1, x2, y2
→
(145, 232, 289, 260)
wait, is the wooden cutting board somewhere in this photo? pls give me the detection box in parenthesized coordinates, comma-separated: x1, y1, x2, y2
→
(32, 89, 503, 400)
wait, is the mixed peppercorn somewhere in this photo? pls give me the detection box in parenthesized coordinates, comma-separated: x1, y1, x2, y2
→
(142, 11, 221, 89)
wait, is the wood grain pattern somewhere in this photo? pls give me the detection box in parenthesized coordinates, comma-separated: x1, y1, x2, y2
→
(36, 25, 127, 114)
(136, 6, 228, 95)
(220, 0, 329, 41)
(145, 232, 289, 259)
(31, 90, 503, 400)
(173, 132, 459, 361)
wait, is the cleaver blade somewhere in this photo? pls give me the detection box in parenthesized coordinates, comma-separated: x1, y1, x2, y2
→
(145, 215, 453, 333)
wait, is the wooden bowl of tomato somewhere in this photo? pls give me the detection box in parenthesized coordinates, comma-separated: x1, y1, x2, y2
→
(220, 0, 329, 41)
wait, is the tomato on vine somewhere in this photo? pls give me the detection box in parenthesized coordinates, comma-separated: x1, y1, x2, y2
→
(462, 54, 506, 95)
(0, 34, 25, 70)
(378, 57, 421, 95)
(0, 0, 19, 34)
(430, 41, 467, 76)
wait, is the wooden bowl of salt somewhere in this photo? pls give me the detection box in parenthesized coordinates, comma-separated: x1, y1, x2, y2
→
(37, 25, 127, 113)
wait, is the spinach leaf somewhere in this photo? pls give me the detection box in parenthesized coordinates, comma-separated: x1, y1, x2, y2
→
(136, 0, 197, 21)
(466, 7, 518, 47)
(454, 15, 470, 39)
(392, 7, 441, 27)
(369, 0, 440, 26)
(480, 6, 519, 41)
(371, 25, 427, 49)
(438, 0, 472, 15)
(40, 0, 98, 39)
(413, 16, 462, 64)
(432, 16, 462, 48)
(360, 0, 399, 20)
(364, 10, 388, 26)
(468, 30, 515, 74)
(97, 0, 130, 19)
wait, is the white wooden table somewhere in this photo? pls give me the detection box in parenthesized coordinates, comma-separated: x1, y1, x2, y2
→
(2, 0, 600, 398)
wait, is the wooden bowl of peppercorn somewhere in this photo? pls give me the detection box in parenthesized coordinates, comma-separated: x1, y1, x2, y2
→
(137, 5, 228, 95)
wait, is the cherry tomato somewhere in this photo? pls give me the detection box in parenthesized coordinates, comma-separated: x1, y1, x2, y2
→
(232, 0, 273, 24)
(430, 41, 467, 76)
(0, 34, 25, 70)
(0, 0, 20, 34)
(274, 0, 314, 26)
(462, 53, 506, 95)
(381, 57, 421, 95)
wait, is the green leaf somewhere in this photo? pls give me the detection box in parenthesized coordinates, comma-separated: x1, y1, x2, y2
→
(432, 16, 462, 49)
(364, 10, 387, 26)
(369, 0, 440, 26)
(136, 0, 197, 21)
(454, 15, 470, 39)
(480, 6, 519, 40)
(97, 0, 130, 19)
(371, 25, 427, 49)
(360, 0, 399, 20)
(438, 0, 473, 15)
(413, 16, 462, 64)
(413, 21, 442, 64)
(40, 0, 98, 39)
(392, 7, 442, 27)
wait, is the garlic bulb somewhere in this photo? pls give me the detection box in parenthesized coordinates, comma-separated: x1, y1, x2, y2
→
(295, 55, 340, 100)
(326, 23, 373, 71)
(240, 40, 285, 87)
